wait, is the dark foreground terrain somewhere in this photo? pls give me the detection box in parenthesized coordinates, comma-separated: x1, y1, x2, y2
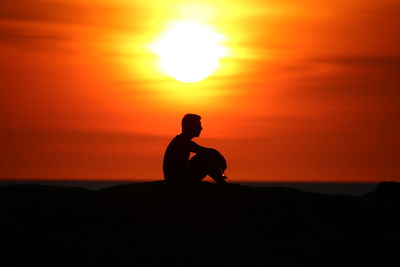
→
(1, 181, 399, 267)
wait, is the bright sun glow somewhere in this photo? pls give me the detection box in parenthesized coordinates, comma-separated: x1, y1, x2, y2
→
(151, 20, 228, 83)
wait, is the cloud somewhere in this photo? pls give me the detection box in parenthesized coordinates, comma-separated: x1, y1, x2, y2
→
(269, 54, 400, 97)
(0, 26, 67, 49)
(0, 1, 99, 51)
(307, 55, 400, 98)
(0, 0, 87, 25)
(314, 56, 400, 70)
(0, 0, 149, 54)
(0, 0, 145, 31)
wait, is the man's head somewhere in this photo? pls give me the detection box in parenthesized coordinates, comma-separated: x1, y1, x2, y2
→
(181, 113, 202, 138)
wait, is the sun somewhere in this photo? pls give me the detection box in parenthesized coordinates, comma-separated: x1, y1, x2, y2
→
(151, 20, 228, 83)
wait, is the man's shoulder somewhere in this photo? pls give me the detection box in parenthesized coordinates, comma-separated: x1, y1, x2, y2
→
(167, 135, 186, 147)
(170, 134, 183, 143)
(170, 134, 191, 143)
(168, 134, 199, 148)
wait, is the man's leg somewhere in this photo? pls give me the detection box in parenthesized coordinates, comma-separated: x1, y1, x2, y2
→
(187, 154, 208, 182)
(188, 152, 227, 184)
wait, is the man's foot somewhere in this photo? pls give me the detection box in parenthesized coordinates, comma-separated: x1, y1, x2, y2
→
(209, 170, 227, 184)
(213, 174, 227, 184)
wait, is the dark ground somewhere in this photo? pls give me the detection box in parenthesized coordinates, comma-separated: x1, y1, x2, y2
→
(1, 181, 399, 267)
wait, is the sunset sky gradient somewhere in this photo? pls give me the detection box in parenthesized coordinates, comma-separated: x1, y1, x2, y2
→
(1, 0, 399, 182)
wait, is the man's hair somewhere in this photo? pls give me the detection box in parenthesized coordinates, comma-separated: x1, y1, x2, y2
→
(181, 113, 201, 130)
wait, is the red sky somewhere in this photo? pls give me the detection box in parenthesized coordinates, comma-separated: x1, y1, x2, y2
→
(1, 0, 399, 182)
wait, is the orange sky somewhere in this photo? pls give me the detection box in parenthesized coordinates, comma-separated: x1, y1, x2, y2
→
(1, 0, 399, 182)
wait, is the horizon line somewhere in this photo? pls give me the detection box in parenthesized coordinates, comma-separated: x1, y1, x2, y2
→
(0, 178, 387, 184)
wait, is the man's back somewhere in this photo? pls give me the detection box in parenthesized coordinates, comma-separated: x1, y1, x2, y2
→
(163, 134, 197, 181)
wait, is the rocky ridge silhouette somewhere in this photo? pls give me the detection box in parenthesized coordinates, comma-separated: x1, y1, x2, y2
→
(1, 181, 399, 266)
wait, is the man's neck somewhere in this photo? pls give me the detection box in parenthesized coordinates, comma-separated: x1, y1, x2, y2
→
(180, 132, 194, 141)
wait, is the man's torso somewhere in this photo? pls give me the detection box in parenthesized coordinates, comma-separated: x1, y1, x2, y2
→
(163, 134, 198, 180)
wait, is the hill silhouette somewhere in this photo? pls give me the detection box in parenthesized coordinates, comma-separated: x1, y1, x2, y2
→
(1, 181, 399, 266)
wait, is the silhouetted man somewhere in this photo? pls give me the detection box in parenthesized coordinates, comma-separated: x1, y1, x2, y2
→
(163, 114, 227, 184)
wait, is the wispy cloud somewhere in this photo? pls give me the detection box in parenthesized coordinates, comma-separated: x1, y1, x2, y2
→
(0, 0, 145, 30)
(0, 0, 89, 25)
(0, 26, 67, 49)
(313, 56, 400, 70)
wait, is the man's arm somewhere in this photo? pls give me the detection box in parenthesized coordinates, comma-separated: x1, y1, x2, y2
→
(189, 141, 213, 154)
(189, 141, 227, 171)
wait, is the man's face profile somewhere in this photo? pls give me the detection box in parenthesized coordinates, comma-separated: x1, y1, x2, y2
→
(193, 121, 202, 137)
